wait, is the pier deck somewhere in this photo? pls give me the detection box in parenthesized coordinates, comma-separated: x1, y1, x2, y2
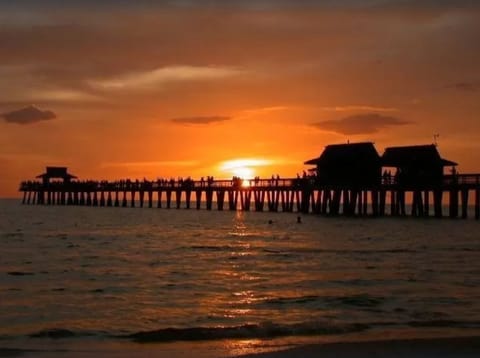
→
(19, 174, 480, 219)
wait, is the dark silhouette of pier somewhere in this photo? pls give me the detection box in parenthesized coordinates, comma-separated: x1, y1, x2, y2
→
(18, 143, 480, 219)
(19, 171, 480, 219)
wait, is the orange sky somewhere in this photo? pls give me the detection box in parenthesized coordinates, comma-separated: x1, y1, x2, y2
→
(1, 1, 480, 197)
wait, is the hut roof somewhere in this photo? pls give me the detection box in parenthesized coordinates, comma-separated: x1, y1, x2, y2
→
(36, 166, 77, 179)
(304, 142, 380, 166)
(382, 145, 457, 167)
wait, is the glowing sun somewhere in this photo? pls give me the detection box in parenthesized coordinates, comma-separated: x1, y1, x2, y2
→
(219, 158, 272, 180)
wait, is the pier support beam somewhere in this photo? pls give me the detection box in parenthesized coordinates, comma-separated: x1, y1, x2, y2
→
(122, 191, 127, 207)
(475, 189, 480, 220)
(157, 191, 163, 208)
(254, 190, 265, 212)
(449, 189, 459, 218)
(424, 190, 429, 217)
(175, 190, 181, 209)
(166, 190, 172, 209)
(240, 190, 251, 211)
(228, 191, 237, 211)
(379, 189, 386, 216)
(216, 191, 225, 210)
(371, 190, 379, 217)
(206, 190, 213, 210)
(195, 190, 202, 210)
(147, 191, 153, 208)
(461, 189, 469, 219)
(433, 190, 443, 218)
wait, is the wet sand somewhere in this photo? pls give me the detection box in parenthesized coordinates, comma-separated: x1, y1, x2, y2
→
(2, 336, 480, 358)
(239, 336, 480, 358)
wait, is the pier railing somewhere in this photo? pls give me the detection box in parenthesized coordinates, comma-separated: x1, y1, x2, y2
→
(443, 174, 480, 186)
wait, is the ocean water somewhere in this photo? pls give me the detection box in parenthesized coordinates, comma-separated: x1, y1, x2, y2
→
(1, 199, 480, 356)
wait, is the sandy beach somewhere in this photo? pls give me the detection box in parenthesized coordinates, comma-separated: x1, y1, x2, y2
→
(1, 335, 480, 358)
(240, 336, 480, 358)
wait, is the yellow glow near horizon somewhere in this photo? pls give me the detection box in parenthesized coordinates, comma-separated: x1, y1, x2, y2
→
(219, 158, 273, 179)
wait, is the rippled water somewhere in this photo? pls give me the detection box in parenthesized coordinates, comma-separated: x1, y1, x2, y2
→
(1, 199, 480, 351)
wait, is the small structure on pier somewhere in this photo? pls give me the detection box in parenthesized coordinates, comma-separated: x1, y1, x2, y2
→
(304, 142, 381, 187)
(36, 167, 77, 185)
(381, 145, 457, 187)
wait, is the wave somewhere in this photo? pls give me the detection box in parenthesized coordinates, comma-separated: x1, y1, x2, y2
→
(6, 271, 35, 276)
(21, 319, 480, 343)
(408, 320, 480, 329)
(259, 294, 385, 308)
(28, 329, 98, 339)
(124, 321, 370, 343)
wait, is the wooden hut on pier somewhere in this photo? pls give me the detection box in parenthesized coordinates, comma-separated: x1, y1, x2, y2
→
(304, 142, 382, 216)
(36, 167, 77, 185)
(304, 142, 381, 187)
(381, 145, 457, 187)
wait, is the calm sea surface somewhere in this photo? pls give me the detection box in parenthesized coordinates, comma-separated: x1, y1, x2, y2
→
(1, 199, 480, 355)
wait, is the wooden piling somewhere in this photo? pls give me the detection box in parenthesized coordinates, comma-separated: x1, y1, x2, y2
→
(424, 190, 429, 217)
(475, 189, 480, 220)
(166, 190, 172, 209)
(195, 189, 202, 209)
(228, 191, 237, 211)
(379, 189, 386, 216)
(433, 189, 442, 218)
(157, 190, 163, 208)
(175, 190, 181, 209)
(185, 190, 191, 209)
(449, 189, 458, 218)
(147, 191, 153, 208)
(461, 189, 469, 219)
(130, 191, 135, 208)
(371, 190, 379, 216)
(216, 190, 224, 210)
(205, 189, 213, 210)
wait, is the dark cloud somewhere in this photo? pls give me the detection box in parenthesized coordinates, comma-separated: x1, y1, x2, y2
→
(2, 105, 56, 125)
(311, 113, 410, 135)
(3, 0, 479, 10)
(171, 115, 231, 125)
(446, 82, 480, 92)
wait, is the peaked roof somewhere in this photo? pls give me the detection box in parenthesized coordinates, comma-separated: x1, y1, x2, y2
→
(382, 144, 457, 167)
(305, 142, 380, 165)
(36, 166, 77, 179)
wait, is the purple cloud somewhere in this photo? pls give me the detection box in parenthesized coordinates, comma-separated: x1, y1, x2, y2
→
(171, 116, 231, 125)
(2, 105, 57, 125)
(311, 113, 411, 135)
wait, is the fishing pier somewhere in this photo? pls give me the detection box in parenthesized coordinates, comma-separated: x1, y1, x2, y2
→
(19, 142, 480, 219)
(19, 173, 480, 220)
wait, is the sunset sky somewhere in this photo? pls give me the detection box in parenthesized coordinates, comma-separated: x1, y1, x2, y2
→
(1, 0, 479, 197)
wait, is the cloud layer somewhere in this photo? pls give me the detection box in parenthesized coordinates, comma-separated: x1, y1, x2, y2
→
(311, 113, 410, 135)
(171, 116, 232, 125)
(2, 105, 56, 125)
(446, 82, 480, 92)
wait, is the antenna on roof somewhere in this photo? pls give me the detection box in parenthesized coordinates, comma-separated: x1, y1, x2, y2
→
(433, 133, 440, 146)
